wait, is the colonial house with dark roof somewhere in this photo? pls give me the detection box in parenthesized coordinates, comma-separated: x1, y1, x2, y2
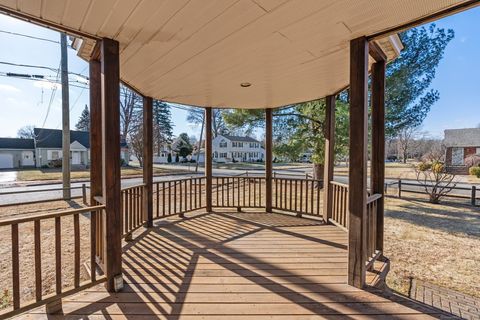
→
(444, 128, 480, 174)
(0, 128, 130, 169)
(0, 138, 35, 169)
(212, 135, 264, 163)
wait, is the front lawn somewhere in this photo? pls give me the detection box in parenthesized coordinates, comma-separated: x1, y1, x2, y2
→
(384, 196, 480, 298)
(16, 166, 187, 182)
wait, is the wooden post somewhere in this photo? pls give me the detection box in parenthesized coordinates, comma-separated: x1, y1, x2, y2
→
(265, 108, 273, 213)
(398, 179, 402, 198)
(323, 95, 336, 223)
(82, 183, 87, 205)
(371, 59, 386, 253)
(100, 38, 122, 292)
(471, 186, 476, 206)
(205, 107, 213, 212)
(348, 36, 369, 288)
(143, 96, 153, 226)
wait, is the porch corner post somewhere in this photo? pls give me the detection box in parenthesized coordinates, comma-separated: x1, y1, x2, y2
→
(348, 36, 369, 288)
(143, 96, 153, 227)
(371, 59, 386, 253)
(323, 95, 335, 223)
(265, 108, 273, 213)
(100, 38, 122, 292)
(89, 57, 102, 208)
(205, 107, 213, 212)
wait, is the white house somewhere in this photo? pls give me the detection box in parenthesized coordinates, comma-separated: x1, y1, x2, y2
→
(212, 135, 264, 163)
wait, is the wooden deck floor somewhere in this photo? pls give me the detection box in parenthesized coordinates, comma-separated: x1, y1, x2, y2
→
(18, 211, 450, 319)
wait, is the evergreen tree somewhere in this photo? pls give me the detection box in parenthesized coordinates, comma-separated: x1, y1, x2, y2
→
(75, 105, 90, 131)
(153, 100, 174, 156)
(173, 133, 194, 159)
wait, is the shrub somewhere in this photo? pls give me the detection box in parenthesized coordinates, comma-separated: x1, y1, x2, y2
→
(417, 162, 431, 171)
(167, 153, 172, 163)
(469, 166, 480, 178)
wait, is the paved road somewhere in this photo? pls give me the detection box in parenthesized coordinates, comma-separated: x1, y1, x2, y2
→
(0, 166, 477, 206)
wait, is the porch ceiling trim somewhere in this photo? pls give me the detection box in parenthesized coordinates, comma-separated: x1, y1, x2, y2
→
(0, 0, 478, 109)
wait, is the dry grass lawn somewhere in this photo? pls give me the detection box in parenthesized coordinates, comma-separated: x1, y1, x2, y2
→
(16, 167, 185, 182)
(384, 195, 480, 298)
(335, 162, 420, 180)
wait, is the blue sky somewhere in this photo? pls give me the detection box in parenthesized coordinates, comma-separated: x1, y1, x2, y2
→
(0, 7, 478, 139)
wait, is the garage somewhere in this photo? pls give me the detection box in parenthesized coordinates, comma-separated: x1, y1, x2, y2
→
(0, 153, 13, 169)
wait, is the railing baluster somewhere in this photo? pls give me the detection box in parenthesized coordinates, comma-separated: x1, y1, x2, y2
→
(34, 220, 42, 301)
(74, 213, 80, 288)
(90, 208, 97, 282)
(12, 223, 20, 310)
(55, 216, 61, 294)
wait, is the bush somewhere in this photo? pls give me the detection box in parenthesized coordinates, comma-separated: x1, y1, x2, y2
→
(417, 162, 431, 171)
(469, 166, 480, 178)
(175, 154, 180, 163)
(48, 159, 62, 168)
(167, 153, 172, 163)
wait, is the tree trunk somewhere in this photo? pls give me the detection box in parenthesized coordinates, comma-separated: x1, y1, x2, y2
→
(313, 163, 324, 188)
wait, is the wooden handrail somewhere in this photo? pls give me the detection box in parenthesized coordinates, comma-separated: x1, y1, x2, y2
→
(367, 193, 382, 204)
(330, 181, 348, 188)
(0, 205, 105, 226)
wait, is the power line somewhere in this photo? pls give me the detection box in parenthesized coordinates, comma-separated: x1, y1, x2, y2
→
(41, 62, 61, 128)
(0, 61, 89, 80)
(0, 29, 60, 44)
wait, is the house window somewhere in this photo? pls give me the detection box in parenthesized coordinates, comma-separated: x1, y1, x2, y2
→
(451, 147, 464, 166)
(232, 142, 237, 147)
(219, 140, 227, 148)
(51, 151, 59, 160)
(476, 148, 480, 155)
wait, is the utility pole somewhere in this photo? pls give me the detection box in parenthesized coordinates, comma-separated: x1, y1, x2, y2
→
(195, 112, 205, 172)
(61, 33, 71, 199)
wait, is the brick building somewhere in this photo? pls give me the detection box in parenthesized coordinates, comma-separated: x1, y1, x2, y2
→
(444, 128, 480, 174)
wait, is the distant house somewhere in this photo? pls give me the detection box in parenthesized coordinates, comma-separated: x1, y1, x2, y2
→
(0, 128, 129, 169)
(444, 128, 480, 174)
(0, 138, 35, 169)
(212, 135, 264, 163)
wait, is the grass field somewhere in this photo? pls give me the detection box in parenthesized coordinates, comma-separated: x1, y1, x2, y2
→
(15, 166, 187, 182)
(384, 195, 480, 298)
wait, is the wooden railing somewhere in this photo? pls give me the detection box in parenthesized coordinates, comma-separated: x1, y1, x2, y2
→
(121, 184, 145, 238)
(273, 177, 322, 216)
(213, 176, 265, 208)
(153, 177, 206, 218)
(0, 205, 106, 318)
(366, 193, 382, 268)
(330, 181, 349, 229)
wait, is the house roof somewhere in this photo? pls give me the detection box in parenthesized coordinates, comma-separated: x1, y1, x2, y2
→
(34, 128, 90, 148)
(2, 1, 473, 109)
(34, 128, 128, 149)
(0, 137, 34, 150)
(221, 135, 260, 143)
(444, 128, 480, 148)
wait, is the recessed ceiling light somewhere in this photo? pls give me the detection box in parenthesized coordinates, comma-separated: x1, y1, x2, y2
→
(240, 82, 251, 88)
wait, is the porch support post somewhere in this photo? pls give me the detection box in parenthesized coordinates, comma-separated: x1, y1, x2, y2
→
(143, 96, 153, 227)
(323, 95, 335, 223)
(100, 38, 122, 292)
(265, 108, 273, 212)
(205, 107, 213, 212)
(348, 36, 369, 288)
(371, 59, 386, 253)
(89, 57, 102, 207)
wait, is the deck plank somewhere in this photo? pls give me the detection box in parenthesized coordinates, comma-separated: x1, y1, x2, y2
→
(17, 211, 441, 319)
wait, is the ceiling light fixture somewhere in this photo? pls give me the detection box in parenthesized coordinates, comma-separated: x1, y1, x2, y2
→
(240, 82, 251, 88)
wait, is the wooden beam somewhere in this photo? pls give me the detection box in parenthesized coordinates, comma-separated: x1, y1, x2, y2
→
(323, 95, 335, 222)
(369, 41, 387, 62)
(348, 36, 369, 289)
(100, 38, 122, 292)
(265, 108, 273, 212)
(371, 60, 386, 252)
(205, 107, 213, 212)
(89, 59, 102, 204)
(143, 96, 153, 227)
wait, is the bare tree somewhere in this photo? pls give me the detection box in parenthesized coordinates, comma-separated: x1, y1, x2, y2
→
(120, 85, 142, 140)
(415, 146, 457, 204)
(396, 126, 423, 163)
(17, 125, 36, 139)
(129, 127, 143, 167)
(186, 107, 231, 138)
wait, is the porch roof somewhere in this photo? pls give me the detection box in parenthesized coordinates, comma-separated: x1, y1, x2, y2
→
(0, 1, 476, 109)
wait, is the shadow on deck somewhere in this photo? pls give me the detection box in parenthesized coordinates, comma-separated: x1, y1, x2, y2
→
(19, 211, 454, 319)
